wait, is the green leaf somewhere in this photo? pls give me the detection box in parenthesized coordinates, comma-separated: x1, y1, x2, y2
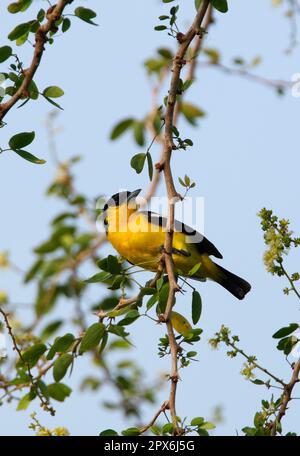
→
(178, 177, 186, 187)
(192, 290, 202, 325)
(8, 72, 18, 83)
(182, 79, 194, 91)
(154, 25, 167, 31)
(254, 411, 264, 428)
(56, 333, 75, 353)
(187, 351, 197, 358)
(28, 79, 39, 100)
(181, 102, 205, 125)
(9, 131, 35, 149)
(24, 258, 44, 283)
(197, 428, 209, 436)
(79, 323, 105, 353)
(13, 149, 46, 165)
(75, 7, 98, 25)
(22, 343, 47, 368)
(201, 422, 216, 430)
(40, 320, 63, 341)
(8, 22, 31, 41)
(251, 379, 265, 386)
(146, 152, 153, 180)
(110, 118, 134, 140)
(43, 86, 64, 98)
(121, 427, 141, 436)
(108, 325, 130, 341)
(62, 18, 71, 33)
(99, 429, 118, 436)
(204, 48, 220, 64)
(144, 58, 166, 73)
(191, 417, 205, 426)
(8, 3, 22, 13)
(146, 293, 158, 311)
(46, 333, 75, 360)
(210, 0, 228, 13)
(133, 121, 145, 146)
(118, 310, 140, 326)
(99, 331, 108, 354)
(8, 0, 33, 13)
(277, 336, 298, 356)
(140, 287, 156, 296)
(47, 383, 71, 402)
(158, 282, 170, 313)
(84, 271, 112, 283)
(42, 94, 63, 110)
(242, 426, 256, 436)
(131, 153, 146, 174)
(98, 255, 121, 274)
(108, 274, 123, 290)
(171, 311, 192, 336)
(37, 8, 45, 22)
(184, 174, 191, 186)
(272, 323, 299, 339)
(162, 423, 174, 434)
(17, 98, 30, 109)
(30, 20, 40, 33)
(16, 31, 29, 46)
(0, 46, 12, 63)
(53, 354, 73, 382)
(17, 393, 31, 411)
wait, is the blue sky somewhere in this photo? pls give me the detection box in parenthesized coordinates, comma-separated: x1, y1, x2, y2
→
(1, 0, 300, 435)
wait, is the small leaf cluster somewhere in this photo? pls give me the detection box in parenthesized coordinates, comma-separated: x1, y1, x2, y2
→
(0, 131, 45, 164)
(154, 3, 180, 38)
(273, 323, 299, 356)
(259, 208, 300, 282)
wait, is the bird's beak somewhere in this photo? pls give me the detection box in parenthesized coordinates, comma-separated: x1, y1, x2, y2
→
(127, 189, 141, 202)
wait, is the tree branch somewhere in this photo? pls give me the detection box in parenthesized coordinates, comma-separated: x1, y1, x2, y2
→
(271, 359, 300, 435)
(0, 0, 73, 123)
(143, 5, 213, 205)
(160, 0, 211, 434)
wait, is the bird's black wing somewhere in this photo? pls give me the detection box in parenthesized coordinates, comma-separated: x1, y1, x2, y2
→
(141, 211, 223, 259)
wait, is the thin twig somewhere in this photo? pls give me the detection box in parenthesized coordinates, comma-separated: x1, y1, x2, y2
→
(0, 308, 54, 414)
(226, 340, 286, 387)
(200, 61, 292, 91)
(139, 401, 169, 434)
(279, 261, 300, 300)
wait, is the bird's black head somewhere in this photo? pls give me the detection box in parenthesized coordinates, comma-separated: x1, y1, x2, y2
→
(102, 189, 141, 213)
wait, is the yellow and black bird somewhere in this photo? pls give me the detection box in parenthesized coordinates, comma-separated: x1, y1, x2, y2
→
(103, 190, 251, 300)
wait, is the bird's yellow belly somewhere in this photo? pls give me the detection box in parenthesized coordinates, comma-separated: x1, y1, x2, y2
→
(107, 230, 163, 270)
(107, 228, 209, 278)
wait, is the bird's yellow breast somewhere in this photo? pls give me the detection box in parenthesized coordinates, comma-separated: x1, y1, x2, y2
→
(106, 210, 209, 277)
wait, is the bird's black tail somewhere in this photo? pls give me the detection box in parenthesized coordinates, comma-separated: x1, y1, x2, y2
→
(214, 264, 251, 300)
